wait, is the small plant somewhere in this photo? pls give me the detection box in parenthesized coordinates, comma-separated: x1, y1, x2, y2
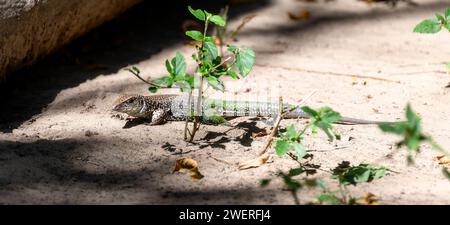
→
(378, 104, 450, 179)
(413, 8, 450, 34)
(275, 106, 341, 159)
(261, 167, 323, 205)
(263, 106, 389, 204)
(127, 6, 256, 142)
(378, 104, 447, 163)
(316, 162, 388, 205)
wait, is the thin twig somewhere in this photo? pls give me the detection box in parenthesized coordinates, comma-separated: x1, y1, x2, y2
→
(258, 90, 318, 156)
(255, 64, 400, 83)
(258, 97, 283, 156)
(207, 153, 236, 166)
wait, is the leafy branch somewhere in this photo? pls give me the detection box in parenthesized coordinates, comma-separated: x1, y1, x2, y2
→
(126, 6, 255, 142)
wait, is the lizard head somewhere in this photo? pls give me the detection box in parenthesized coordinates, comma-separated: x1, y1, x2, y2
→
(112, 94, 146, 117)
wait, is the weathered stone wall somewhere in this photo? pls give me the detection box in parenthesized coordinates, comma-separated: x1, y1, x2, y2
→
(0, 0, 141, 78)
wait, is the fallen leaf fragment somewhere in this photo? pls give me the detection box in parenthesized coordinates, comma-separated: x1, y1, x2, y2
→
(436, 155, 450, 165)
(173, 158, 204, 181)
(287, 10, 310, 21)
(252, 129, 269, 138)
(359, 192, 379, 205)
(238, 153, 270, 170)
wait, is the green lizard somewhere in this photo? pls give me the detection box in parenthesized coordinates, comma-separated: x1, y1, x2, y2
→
(112, 94, 388, 125)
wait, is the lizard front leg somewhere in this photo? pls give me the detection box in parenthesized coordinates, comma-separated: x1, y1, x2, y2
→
(148, 109, 170, 125)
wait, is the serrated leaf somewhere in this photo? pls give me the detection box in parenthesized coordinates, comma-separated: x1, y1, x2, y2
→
(206, 76, 224, 92)
(378, 122, 408, 135)
(210, 15, 226, 27)
(275, 140, 290, 157)
(188, 6, 205, 21)
(186, 30, 204, 41)
(235, 47, 255, 77)
(203, 41, 218, 60)
(413, 19, 442, 33)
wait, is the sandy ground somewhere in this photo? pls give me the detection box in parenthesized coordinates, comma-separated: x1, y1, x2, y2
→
(1, 0, 450, 204)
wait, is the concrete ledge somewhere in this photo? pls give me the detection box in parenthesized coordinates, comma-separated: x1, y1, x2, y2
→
(0, 0, 141, 78)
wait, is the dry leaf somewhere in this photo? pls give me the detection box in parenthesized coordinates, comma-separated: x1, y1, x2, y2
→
(238, 153, 270, 170)
(436, 155, 450, 165)
(173, 158, 204, 181)
(252, 130, 269, 138)
(287, 10, 310, 21)
(359, 192, 379, 205)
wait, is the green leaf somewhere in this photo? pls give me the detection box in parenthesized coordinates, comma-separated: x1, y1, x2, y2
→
(171, 52, 186, 77)
(185, 30, 204, 41)
(188, 6, 205, 21)
(300, 106, 318, 117)
(235, 47, 255, 77)
(316, 179, 327, 190)
(332, 164, 388, 186)
(406, 104, 419, 126)
(203, 41, 218, 60)
(275, 140, 290, 157)
(282, 176, 301, 189)
(210, 15, 226, 27)
(155, 76, 173, 87)
(436, 13, 446, 23)
(131, 66, 140, 74)
(206, 76, 224, 92)
(148, 86, 158, 93)
(165, 60, 173, 76)
(288, 168, 304, 177)
(260, 179, 271, 187)
(293, 143, 306, 158)
(413, 19, 442, 33)
(319, 107, 341, 124)
(175, 80, 192, 93)
(444, 23, 450, 31)
(445, 8, 450, 20)
(227, 70, 239, 79)
(443, 168, 450, 180)
(378, 122, 408, 135)
(286, 124, 297, 138)
(227, 45, 238, 53)
(317, 194, 341, 205)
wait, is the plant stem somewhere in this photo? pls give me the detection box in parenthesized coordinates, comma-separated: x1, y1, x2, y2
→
(184, 92, 193, 141)
(291, 189, 300, 205)
(188, 17, 210, 142)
